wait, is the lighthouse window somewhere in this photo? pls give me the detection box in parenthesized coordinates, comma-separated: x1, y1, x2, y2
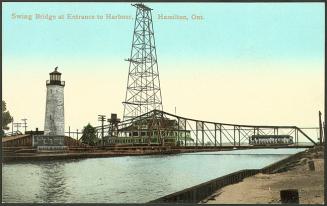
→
(50, 115, 52, 120)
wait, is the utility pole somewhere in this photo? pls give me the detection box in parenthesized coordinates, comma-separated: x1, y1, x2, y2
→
(323, 122, 325, 144)
(13, 122, 22, 134)
(21, 118, 27, 134)
(319, 111, 323, 145)
(98, 115, 106, 147)
(11, 118, 14, 135)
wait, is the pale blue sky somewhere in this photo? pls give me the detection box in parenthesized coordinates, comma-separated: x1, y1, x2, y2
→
(2, 3, 325, 135)
(3, 3, 325, 71)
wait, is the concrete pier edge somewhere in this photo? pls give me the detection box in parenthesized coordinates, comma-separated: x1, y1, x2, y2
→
(148, 147, 315, 203)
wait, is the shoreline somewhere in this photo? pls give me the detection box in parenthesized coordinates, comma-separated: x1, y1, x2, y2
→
(3, 146, 319, 204)
(203, 146, 324, 204)
(2, 147, 234, 163)
(2, 150, 180, 163)
(2, 146, 310, 163)
(149, 146, 323, 203)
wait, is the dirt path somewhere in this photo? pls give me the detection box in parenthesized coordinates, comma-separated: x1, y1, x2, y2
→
(204, 147, 324, 204)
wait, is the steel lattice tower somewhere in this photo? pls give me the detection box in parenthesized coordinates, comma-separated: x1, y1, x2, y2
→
(123, 3, 163, 120)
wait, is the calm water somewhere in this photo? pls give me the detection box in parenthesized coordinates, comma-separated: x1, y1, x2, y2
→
(2, 148, 305, 203)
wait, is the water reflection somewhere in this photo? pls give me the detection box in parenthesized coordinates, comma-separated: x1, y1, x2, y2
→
(36, 162, 71, 203)
(2, 148, 306, 203)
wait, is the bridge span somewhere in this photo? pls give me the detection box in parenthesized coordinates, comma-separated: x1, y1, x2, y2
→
(2, 109, 320, 160)
(94, 109, 319, 148)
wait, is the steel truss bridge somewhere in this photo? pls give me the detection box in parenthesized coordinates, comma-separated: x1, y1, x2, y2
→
(94, 110, 319, 147)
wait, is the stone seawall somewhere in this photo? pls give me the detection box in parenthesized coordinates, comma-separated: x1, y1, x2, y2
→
(149, 148, 312, 203)
(149, 169, 259, 203)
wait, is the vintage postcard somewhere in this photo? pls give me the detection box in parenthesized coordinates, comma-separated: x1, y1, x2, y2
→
(1, 2, 325, 204)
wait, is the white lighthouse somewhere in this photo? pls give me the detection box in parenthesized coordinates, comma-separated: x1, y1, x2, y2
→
(44, 67, 65, 136)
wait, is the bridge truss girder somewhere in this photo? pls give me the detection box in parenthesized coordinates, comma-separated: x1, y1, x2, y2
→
(94, 109, 319, 147)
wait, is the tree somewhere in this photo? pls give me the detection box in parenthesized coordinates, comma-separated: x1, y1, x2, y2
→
(1, 100, 13, 136)
(80, 123, 99, 146)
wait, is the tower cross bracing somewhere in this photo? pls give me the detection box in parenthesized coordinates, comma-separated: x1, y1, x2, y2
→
(123, 3, 163, 121)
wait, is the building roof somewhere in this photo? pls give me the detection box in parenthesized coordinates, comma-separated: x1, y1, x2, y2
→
(120, 117, 180, 132)
(50, 67, 61, 75)
(2, 134, 31, 143)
